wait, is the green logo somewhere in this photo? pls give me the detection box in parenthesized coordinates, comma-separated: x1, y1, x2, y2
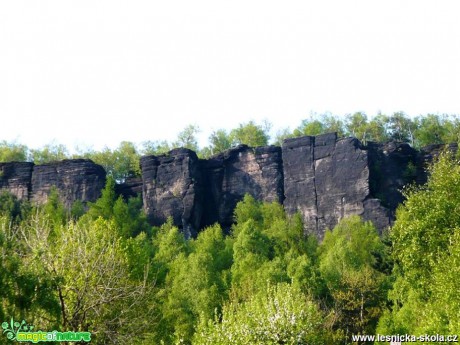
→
(2, 318, 91, 343)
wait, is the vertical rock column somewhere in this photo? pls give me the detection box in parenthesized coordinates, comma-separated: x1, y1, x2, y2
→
(140, 148, 203, 238)
(200, 145, 284, 229)
(281, 136, 318, 234)
(282, 133, 391, 237)
(0, 162, 34, 200)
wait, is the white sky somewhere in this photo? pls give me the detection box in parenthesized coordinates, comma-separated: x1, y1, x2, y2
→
(1, 0, 459, 151)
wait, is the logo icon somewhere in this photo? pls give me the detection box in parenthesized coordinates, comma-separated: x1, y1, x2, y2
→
(2, 318, 34, 341)
(2, 318, 91, 343)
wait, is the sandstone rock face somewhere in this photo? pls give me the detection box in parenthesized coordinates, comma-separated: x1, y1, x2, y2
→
(367, 142, 419, 212)
(140, 149, 203, 238)
(282, 133, 390, 237)
(0, 135, 456, 239)
(201, 145, 284, 228)
(0, 162, 34, 200)
(31, 159, 106, 207)
(116, 177, 143, 200)
(416, 143, 458, 184)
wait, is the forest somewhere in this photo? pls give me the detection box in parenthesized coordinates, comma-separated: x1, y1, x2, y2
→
(1, 112, 460, 344)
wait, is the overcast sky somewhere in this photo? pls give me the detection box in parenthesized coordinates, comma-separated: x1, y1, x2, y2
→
(1, 0, 459, 151)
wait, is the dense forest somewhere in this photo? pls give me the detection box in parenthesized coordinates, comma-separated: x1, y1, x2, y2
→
(1, 112, 460, 344)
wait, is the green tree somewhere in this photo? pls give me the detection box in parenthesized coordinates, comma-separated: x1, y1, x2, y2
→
(208, 129, 232, 155)
(414, 114, 448, 147)
(193, 283, 330, 345)
(379, 152, 460, 336)
(344, 112, 369, 143)
(160, 224, 232, 344)
(83, 141, 141, 181)
(367, 113, 390, 142)
(229, 121, 270, 147)
(319, 216, 389, 340)
(173, 124, 201, 152)
(30, 143, 69, 164)
(0, 141, 28, 162)
(140, 140, 172, 156)
(293, 119, 325, 137)
(387, 112, 417, 144)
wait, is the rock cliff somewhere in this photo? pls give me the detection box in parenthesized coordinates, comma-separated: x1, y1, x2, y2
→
(0, 134, 452, 238)
(140, 148, 203, 238)
(200, 145, 284, 229)
(0, 159, 106, 207)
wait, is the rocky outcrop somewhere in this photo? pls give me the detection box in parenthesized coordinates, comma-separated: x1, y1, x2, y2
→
(140, 149, 203, 238)
(0, 134, 454, 239)
(282, 133, 390, 237)
(0, 162, 34, 200)
(367, 142, 419, 212)
(116, 177, 143, 200)
(200, 145, 284, 229)
(31, 159, 106, 208)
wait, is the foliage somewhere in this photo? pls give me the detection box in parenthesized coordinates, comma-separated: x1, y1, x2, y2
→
(379, 152, 460, 337)
(229, 121, 270, 147)
(193, 283, 329, 345)
(30, 143, 69, 164)
(319, 215, 390, 340)
(81, 141, 141, 181)
(0, 141, 28, 162)
(173, 125, 201, 152)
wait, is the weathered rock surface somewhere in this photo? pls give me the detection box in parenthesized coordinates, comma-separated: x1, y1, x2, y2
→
(367, 142, 419, 212)
(116, 177, 143, 200)
(282, 133, 390, 237)
(0, 135, 455, 239)
(31, 159, 106, 207)
(0, 162, 34, 200)
(140, 148, 203, 238)
(200, 145, 284, 228)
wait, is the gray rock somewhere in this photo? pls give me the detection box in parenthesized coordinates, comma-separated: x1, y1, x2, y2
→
(31, 159, 106, 208)
(283, 134, 389, 237)
(140, 148, 203, 238)
(0, 162, 34, 200)
(200, 145, 284, 228)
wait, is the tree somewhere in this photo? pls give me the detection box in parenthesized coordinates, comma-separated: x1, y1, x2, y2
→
(173, 124, 200, 152)
(367, 113, 390, 142)
(208, 129, 232, 155)
(414, 114, 448, 147)
(30, 142, 69, 164)
(81, 141, 141, 181)
(18, 212, 157, 344)
(344, 112, 369, 143)
(229, 121, 269, 147)
(193, 283, 330, 345)
(386, 112, 416, 144)
(140, 140, 172, 156)
(319, 216, 389, 340)
(293, 119, 325, 137)
(0, 141, 28, 162)
(378, 152, 460, 335)
(160, 224, 232, 344)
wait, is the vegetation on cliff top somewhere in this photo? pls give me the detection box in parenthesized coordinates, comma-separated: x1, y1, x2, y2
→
(1, 112, 460, 180)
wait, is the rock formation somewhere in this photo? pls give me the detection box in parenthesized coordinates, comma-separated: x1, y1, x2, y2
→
(282, 133, 390, 237)
(200, 145, 284, 229)
(1, 159, 106, 207)
(0, 162, 34, 200)
(0, 134, 453, 239)
(140, 148, 203, 238)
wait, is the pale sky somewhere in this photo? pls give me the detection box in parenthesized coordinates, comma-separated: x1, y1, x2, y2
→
(1, 0, 459, 151)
